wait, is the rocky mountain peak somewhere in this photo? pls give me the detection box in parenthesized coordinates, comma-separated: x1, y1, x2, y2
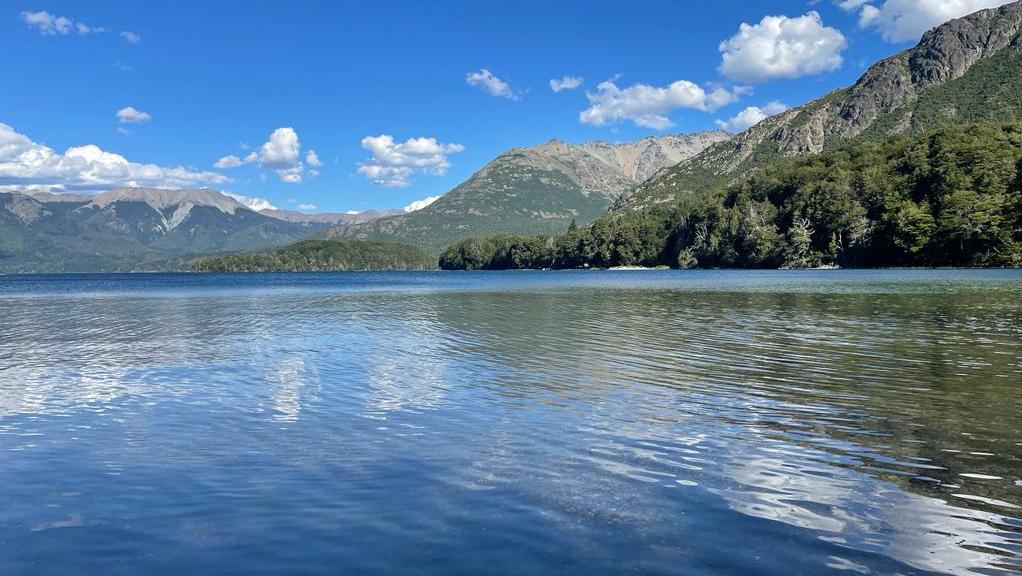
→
(498, 131, 732, 198)
(619, 1, 1022, 211)
(87, 188, 245, 214)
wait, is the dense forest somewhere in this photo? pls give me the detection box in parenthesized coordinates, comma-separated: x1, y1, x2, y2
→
(193, 239, 437, 272)
(439, 122, 1022, 270)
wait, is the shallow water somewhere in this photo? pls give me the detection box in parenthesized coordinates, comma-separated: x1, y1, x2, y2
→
(1, 270, 1020, 575)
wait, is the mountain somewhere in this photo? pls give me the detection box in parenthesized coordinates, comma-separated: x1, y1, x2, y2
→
(618, 0, 1022, 212)
(325, 131, 730, 253)
(0, 188, 328, 272)
(261, 208, 403, 226)
(440, 121, 1022, 269)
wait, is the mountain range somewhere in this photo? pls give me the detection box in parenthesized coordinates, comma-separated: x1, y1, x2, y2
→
(0, 188, 334, 272)
(0, 132, 730, 270)
(4, 1, 1022, 272)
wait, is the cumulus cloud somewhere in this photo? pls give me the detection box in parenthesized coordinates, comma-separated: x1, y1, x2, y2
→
(466, 69, 520, 100)
(404, 195, 441, 212)
(275, 164, 304, 184)
(358, 135, 464, 188)
(837, 0, 872, 9)
(579, 79, 739, 129)
(21, 11, 105, 36)
(550, 75, 584, 92)
(225, 192, 277, 211)
(305, 150, 322, 167)
(213, 155, 245, 169)
(0, 122, 228, 193)
(116, 106, 151, 124)
(837, 0, 1012, 42)
(719, 12, 846, 82)
(258, 127, 300, 169)
(120, 31, 141, 44)
(213, 127, 306, 183)
(715, 101, 790, 132)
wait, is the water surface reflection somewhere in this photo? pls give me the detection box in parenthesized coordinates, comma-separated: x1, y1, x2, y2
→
(0, 270, 1020, 575)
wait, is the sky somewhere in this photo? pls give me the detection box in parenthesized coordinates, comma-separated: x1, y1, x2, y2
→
(1, 0, 1015, 214)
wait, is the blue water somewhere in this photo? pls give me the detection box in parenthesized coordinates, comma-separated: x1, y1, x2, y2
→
(1, 270, 1021, 575)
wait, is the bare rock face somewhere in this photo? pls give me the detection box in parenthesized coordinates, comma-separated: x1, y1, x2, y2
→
(621, 1, 1022, 210)
(783, 1, 1022, 156)
(0, 192, 49, 224)
(909, 4, 1022, 88)
(86, 188, 245, 213)
(497, 131, 732, 199)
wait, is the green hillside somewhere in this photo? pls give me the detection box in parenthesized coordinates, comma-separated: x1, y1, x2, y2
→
(331, 162, 612, 255)
(193, 239, 437, 272)
(440, 122, 1022, 269)
(0, 191, 325, 273)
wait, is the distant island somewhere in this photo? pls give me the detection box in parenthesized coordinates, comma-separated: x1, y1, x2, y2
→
(193, 239, 436, 272)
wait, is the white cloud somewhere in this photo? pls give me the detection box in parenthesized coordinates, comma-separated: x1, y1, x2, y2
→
(305, 150, 322, 166)
(837, 0, 1012, 43)
(21, 11, 105, 36)
(345, 210, 360, 215)
(297, 203, 317, 211)
(715, 101, 790, 132)
(275, 164, 304, 184)
(357, 135, 464, 188)
(75, 22, 104, 35)
(258, 127, 301, 169)
(116, 106, 151, 124)
(214, 127, 306, 183)
(579, 79, 739, 129)
(404, 195, 440, 212)
(837, 0, 872, 10)
(466, 69, 519, 100)
(0, 122, 228, 193)
(719, 12, 846, 83)
(120, 31, 141, 45)
(550, 75, 584, 92)
(213, 155, 246, 169)
(225, 192, 277, 211)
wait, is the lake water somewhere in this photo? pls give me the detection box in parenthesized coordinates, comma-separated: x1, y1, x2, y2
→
(1, 270, 1020, 575)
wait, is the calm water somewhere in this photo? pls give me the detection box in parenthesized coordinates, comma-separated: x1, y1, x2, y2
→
(1, 270, 1021, 575)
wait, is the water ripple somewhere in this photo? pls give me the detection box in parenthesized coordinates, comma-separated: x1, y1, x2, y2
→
(0, 270, 1020, 575)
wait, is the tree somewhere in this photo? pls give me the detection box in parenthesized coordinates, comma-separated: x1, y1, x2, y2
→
(781, 217, 817, 269)
(437, 121, 1022, 270)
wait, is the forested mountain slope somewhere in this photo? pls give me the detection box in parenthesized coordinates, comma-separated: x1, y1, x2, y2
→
(440, 122, 1022, 269)
(617, 1, 1022, 213)
(326, 132, 730, 254)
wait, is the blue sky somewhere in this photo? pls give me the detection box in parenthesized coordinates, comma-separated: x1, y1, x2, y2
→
(1, 1, 1012, 213)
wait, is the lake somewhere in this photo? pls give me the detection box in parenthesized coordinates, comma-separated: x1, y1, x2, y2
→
(1, 270, 1020, 575)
